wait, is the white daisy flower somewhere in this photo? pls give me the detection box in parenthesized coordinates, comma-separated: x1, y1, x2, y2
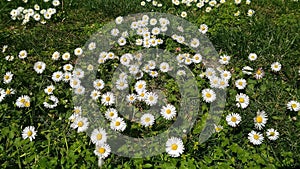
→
(193, 54, 202, 63)
(73, 106, 82, 116)
(202, 88, 216, 103)
(205, 68, 216, 79)
(248, 130, 264, 145)
(160, 104, 177, 120)
(93, 79, 105, 90)
(115, 78, 128, 90)
(90, 90, 101, 100)
(266, 128, 279, 141)
(71, 116, 89, 132)
(0, 89, 6, 102)
(74, 85, 85, 95)
(137, 90, 147, 101)
(62, 52, 71, 61)
(115, 16, 123, 24)
(3, 72, 13, 84)
(135, 80, 147, 93)
(149, 71, 158, 78)
(190, 38, 200, 48)
(140, 113, 155, 127)
(219, 55, 230, 65)
(63, 64, 73, 71)
(72, 68, 85, 79)
(33, 61, 46, 74)
(126, 93, 136, 103)
(118, 37, 127, 46)
(166, 137, 184, 157)
(52, 51, 60, 60)
(287, 100, 300, 111)
(52, 71, 63, 82)
(105, 108, 118, 120)
(43, 95, 59, 109)
(218, 78, 229, 89)
(226, 113, 241, 127)
(235, 79, 247, 90)
(214, 124, 223, 133)
(160, 62, 170, 72)
(236, 93, 250, 109)
(16, 95, 30, 108)
(69, 78, 81, 88)
(94, 143, 111, 159)
(247, 9, 255, 17)
(18, 50, 27, 59)
(199, 24, 208, 34)
(234, 0, 241, 4)
(101, 92, 115, 106)
(44, 85, 55, 95)
(22, 126, 37, 141)
(110, 117, 126, 132)
(271, 62, 282, 72)
(254, 68, 265, 79)
(88, 42, 96, 50)
(52, 0, 60, 6)
(91, 128, 107, 145)
(248, 53, 257, 61)
(74, 48, 83, 56)
(129, 65, 139, 75)
(145, 92, 158, 106)
(254, 110, 268, 130)
(220, 70, 232, 80)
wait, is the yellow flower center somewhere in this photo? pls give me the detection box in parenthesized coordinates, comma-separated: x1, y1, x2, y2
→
(274, 65, 278, 68)
(98, 147, 106, 154)
(145, 117, 151, 122)
(269, 132, 275, 136)
(6, 89, 11, 95)
(138, 84, 143, 89)
(149, 96, 154, 101)
(27, 131, 33, 136)
(115, 121, 120, 126)
(78, 121, 84, 127)
(74, 109, 80, 114)
(253, 134, 259, 140)
(206, 93, 211, 98)
(256, 116, 263, 123)
(56, 74, 60, 78)
(171, 144, 178, 150)
(256, 70, 261, 75)
(239, 98, 245, 103)
(4, 75, 10, 80)
(223, 58, 227, 61)
(166, 109, 171, 114)
(291, 103, 297, 109)
(37, 65, 42, 69)
(109, 112, 114, 117)
(231, 116, 237, 122)
(97, 134, 102, 140)
(48, 88, 53, 93)
(106, 97, 110, 101)
(238, 81, 243, 86)
(20, 98, 26, 103)
(25, 102, 30, 107)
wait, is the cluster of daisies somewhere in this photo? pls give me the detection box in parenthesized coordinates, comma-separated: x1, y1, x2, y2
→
(140, 0, 255, 18)
(8, 0, 60, 25)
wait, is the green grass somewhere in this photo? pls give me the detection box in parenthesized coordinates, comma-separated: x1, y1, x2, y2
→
(0, 0, 300, 168)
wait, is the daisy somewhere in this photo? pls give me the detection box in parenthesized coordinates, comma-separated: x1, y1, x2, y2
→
(236, 93, 250, 109)
(190, 38, 200, 48)
(135, 80, 147, 93)
(137, 90, 147, 101)
(110, 117, 126, 132)
(126, 93, 136, 103)
(74, 48, 83, 56)
(52, 51, 60, 60)
(219, 55, 230, 65)
(193, 54, 202, 63)
(90, 90, 101, 100)
(115, 16, 123, 24)
(247, 9, 255, 17)
(166, 137, 184, 157)
(271, 62, 282, 72)
(52, 71, 63, 82)
(91, 128, 107, 145)
(209, 76, 220, 88)
(88, 42, 96, 50)
(129, 65, 139, 75)
(101, 92, 115, 106)
(115, 78, 128, 90)
(72, 68, 85, 79)
(214, 124, 223, 133)
(287, 100, 300, 111)
(199, 24, 208, 34)
(177, 70, 186, 76)
(33, 61, 46, 74)
(94, 143, 111, 159)
(5, 88, 15, 96)
(181, 12, 187, 18)
(160, 62, 170, 72)
(105, 108, 118, 120)
(22, 126, 37, 141)
(248, 53, 257, 61)
(235, 79, 247, 90)
(234, 0, 241, 4)
(140, 113, 155, 127)
(118, 37, 127, 46)
(254, 68, 265, 79)
(248, 130, 264, 145)
(18, 50, 27, 59)
(73, 106, 82, 116)
(266, 128, 279, 141)
(145, 92, 158, 106)
(226, 113, 241, 127)
(0, 89, 6, 102)
(202, 88, 216, 103)
(221, 70, 232, 80)
(16, 95, 30, 108)
(93, 79, 105, 90)
(52, 0, 60, 6)
(74, 86, 85, 95)
(3, 72, 13, 84)
(218, 78, 229, 89)
(43, 95, 59, 109)
(44, 85, 55, 95)
(205, 68, 216, 79)
(69, 78, 81, 88)
(160, 104, 177, 120)
(71, 116, 89, 132)
(242, 66, 253, 75)
(254, 110, 268, 130)
(62, 52, 71, 61)
(63, 64, 73, 71)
